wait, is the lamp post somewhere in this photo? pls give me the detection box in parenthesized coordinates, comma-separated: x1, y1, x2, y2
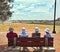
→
(52, 0, 56, 33)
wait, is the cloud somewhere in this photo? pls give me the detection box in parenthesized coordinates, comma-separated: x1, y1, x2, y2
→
(14, 0, 42, 3)
(56, 0, 60, 18)
(10, 0, 55, 20)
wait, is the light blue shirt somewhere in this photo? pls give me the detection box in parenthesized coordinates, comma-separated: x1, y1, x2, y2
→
(19, 32, 28, 37)
(45, 33, 51, 38)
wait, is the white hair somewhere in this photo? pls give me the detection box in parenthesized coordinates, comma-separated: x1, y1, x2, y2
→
(22, 27, 25, 29)
(35, 27, 39, 32)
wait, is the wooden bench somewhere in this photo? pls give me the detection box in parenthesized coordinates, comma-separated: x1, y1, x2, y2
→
(8, 37, 53, 47)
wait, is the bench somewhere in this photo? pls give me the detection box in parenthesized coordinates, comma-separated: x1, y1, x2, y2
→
(8, 37, 53, 47)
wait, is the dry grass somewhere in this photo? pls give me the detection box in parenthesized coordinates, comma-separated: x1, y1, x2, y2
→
(0, 23, 60, 52)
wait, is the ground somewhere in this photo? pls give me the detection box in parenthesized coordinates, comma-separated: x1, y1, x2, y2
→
(0, 23, 60, 52)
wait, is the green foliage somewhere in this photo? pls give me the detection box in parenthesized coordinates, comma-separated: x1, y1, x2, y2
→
(0, 0, 14, 22)
(8, 0, 14, 2)
(0, 0, 5, 2)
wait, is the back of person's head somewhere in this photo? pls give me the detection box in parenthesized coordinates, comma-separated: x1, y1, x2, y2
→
(22, 27, 26, 33)
(35, 27, 39, 33)
(9, 27, 14, 32)
(45, 28, 50, 33)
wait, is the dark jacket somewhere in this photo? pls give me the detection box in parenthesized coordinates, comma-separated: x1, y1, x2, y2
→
(32, 33, 41, 38)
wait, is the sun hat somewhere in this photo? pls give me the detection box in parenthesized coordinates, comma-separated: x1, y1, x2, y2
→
(45, 28, 50, 33)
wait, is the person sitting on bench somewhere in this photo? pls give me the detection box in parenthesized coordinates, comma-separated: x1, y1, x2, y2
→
(32, 27, 41, 38)
(6, 27, 18, 38)
(44, 28, 51, 47)
(44, 28, 51, 38)
(6, 27, 18, 47)
(19, 27, 28, 37)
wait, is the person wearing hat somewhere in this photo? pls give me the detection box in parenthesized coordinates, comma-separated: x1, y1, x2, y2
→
(6, 27, 18, 38)
(19, 27, 28, 37)
(44, 28, 51, 38)
(32, 27, 41, 38)
(44, 28, 51, 47)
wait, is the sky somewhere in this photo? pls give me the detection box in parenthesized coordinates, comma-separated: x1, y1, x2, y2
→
(9, 0, 60, 20)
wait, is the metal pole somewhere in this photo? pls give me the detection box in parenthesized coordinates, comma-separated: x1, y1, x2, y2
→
(52, 0, 56, 33)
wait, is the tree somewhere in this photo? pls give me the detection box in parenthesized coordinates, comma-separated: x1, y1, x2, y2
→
(0, 0, 13, 22)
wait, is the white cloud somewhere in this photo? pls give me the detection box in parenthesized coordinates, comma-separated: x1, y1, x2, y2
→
(15, 0, 42, 3)
(19, 4, 25, 8)
(28, 4, 35, 9)
(10, 0, 57, 20)
(31, 8, 48, 13)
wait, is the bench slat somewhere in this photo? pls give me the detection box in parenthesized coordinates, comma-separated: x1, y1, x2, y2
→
(8, 37, 53, 47)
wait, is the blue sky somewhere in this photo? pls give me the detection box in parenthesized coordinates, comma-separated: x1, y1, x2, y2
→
(10, 0, 60, 20)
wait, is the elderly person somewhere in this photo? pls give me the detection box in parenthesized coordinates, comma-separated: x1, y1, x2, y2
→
(6, 27, 18, 47)
(32, 27, 41, 50)
(6, 27, 18, 38)
(19, 27, 28, 37)
(44, 28, 51, 47)
(19, 27, 28, 50)
(44, 28, 51, 38)
(32, 27, 41, 38)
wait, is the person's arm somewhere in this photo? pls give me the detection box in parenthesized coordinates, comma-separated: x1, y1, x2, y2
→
(19, 34, 21, 38)
(13, 37, 16, 48)
(26, 33, 29, 37)
(44, 34, 48, 46)
(46, 34, 51, 38)
(6, 33, 8, 38)
(49, 34, 51, 37)
(26, 34, 28, 37)
(13, 33, 18, 47)
(32, 33, 35, 37)
(44, 35, 46, 38)
(6, 33, 9, 38)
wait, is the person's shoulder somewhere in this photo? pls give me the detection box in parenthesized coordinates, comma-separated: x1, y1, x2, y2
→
(6, 32, 10, 37)
(49, 33, 51, 36)
(48, 33, 51, 35)
(7, 32, 10, 34)
(32, 32, 40, 34)
(13, 32, 17, 34)
(32, 33, 35, 34)
(38, 33, 41, 34)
